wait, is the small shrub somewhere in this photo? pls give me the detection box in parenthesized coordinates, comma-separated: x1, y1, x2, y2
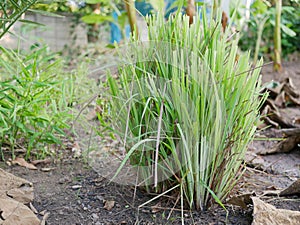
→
(0, 46, 77, 159)
(102, 9, 267, 210)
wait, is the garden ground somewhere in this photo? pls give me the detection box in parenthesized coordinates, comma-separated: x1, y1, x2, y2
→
(0, 60, 299, 225)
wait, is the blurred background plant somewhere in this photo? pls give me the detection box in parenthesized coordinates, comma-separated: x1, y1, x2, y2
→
(233, 0, 299, 62)
(0, 0, 38, 39)
(31, 0, 123, 43)
(0, 1, 97, 161)
(0, 46, 70, 160)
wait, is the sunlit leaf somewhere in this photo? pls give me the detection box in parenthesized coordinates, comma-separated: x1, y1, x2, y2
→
(81, 14, 114, 24)
(281, 24, 296, 37)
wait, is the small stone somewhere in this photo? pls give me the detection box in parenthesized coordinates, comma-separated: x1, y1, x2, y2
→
(92, 213, 99, 219)
(71, 185, 82, 190)
(96, 195, 104, 202)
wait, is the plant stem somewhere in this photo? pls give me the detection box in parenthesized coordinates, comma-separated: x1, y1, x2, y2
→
(124, 0, 138, 39)
(253, 16, 268, 65)
(274, 0, 282, 72)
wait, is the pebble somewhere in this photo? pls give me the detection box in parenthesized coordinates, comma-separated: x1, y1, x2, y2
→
(92, 213, 99, 219)
(71, 185, 82, 190)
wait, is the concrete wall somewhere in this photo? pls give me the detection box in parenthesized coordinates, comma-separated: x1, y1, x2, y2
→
(0, 13, 108, 51)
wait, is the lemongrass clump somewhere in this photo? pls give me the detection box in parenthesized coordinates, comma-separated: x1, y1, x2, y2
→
(104, 8, 266, 210)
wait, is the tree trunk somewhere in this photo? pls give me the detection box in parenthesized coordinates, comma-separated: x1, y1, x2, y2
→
(274, 0, 282, 72)
(87, 3, 101, 43)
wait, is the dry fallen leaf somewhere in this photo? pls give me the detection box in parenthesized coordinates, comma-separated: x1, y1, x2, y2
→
(227, 193, 253, 209)
(0, 169, 39, 224)
(104, 200, 115, 211)
(6, 184, 34, 204)
(267, 135, 300, 154)
(274, 91, 286, 108)
(251, 197, 300, 225)
(282, 77, 299, 98)
(280, 179, 300, 196)
(0, 168, 33, 204)
(0, 198, 40, 225)
(11, 158, 37, 170)
(31, 158, 52, 165)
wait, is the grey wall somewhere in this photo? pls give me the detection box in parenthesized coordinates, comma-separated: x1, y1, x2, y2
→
(0, 13, 109, 51)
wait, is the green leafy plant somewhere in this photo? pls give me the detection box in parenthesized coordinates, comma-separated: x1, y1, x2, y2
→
(0, 46, 75, 160)
(101, 8, 267, 211)
(237, 0, 298, 61)
(274, 0, 282, 71)
(0, 0, 38, 39)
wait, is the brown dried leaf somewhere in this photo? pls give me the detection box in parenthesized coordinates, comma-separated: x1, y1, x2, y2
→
(0, 198, 40, 225)
(262, 190, 281, 197)
(6, 184, 34, 204)
(264, 135, 300, 154)
(282, 128, 300, 136)
(285, 92, 300, 106)
(31, 158, 52, 165)
(0, 168, 33, 204)
(104, 200, 115, 211)
(227, 193, 253, 209)
(11, 158, 37, 170)
(282, 78, 299, 98)
(280, 179, 300, 196)
(262, 104, 295, 129)
(274, 92, 286, 108)
(251, 197, 300, 225)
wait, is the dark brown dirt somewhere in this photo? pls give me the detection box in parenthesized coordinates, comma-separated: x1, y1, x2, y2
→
(0, 160, 253, 225)
(1, 60, 300, 225)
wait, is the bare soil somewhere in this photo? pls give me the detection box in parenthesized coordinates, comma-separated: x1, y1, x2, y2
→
(0, 60, 300, 225)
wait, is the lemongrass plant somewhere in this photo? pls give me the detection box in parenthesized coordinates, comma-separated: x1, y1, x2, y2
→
(102, 8, 267, 211)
